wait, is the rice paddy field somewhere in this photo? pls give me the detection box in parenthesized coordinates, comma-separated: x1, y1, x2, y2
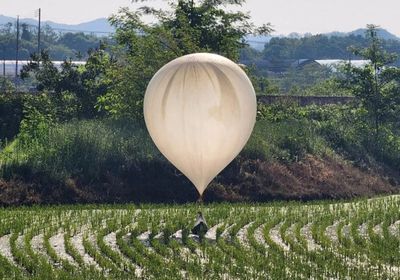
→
(1, 195, 400, 279)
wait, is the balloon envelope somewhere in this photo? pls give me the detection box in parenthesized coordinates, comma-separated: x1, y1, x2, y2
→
(144, 53, 257, 196)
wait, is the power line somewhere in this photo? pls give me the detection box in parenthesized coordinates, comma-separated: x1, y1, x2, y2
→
(246, 40, 269, 44)
(1, 23, 272, 40)
(1, 17, 272, 46)
(50, 27, 113, 34)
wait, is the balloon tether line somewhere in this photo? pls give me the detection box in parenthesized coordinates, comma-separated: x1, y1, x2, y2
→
(197, 194, 203, 204)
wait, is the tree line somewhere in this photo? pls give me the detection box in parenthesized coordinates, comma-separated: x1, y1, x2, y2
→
(0, 22, 109, 60)
(3, 16, 400, 69)
(261, 33, 400, 64)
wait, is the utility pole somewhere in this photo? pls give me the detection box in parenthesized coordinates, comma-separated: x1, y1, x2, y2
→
(15, 15, 19, 78)
(2, 59, 5, 92)
(37, 8, 41, 56)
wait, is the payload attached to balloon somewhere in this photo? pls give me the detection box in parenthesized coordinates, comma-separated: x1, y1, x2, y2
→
(144, 53, 257, 197)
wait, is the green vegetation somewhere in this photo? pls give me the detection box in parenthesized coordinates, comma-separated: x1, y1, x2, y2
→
(20, 47, 112, 119)
(0, 102, 398, 204)
(0, 3, 399, 205)
(0, 2, 399, 279)
(262, 33, 400, 63)
(338, 25, 400, 138)
(97, 0, 271, 119)
(245, 28, 400, 95)
(0, 195, 400, 279)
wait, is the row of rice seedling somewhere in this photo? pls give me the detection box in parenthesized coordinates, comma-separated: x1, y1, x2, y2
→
(0, 195, 399, 279)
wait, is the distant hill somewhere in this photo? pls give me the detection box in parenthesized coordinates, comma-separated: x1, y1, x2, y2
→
(1, 14, 399, 45)
(247, 28, 400, 50)
(0, 15, 114, 35)
(326, 28, 400, 41)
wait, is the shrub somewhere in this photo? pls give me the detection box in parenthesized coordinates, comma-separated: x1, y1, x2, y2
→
(0, 93, 24, 142)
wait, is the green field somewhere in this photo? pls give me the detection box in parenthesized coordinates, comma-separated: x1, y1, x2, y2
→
(0, 196, 400, 279)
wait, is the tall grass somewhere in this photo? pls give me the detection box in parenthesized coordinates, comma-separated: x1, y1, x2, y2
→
(1, 117, 331, 181)
(0, 106, 398, 204)
(0, 119, 160, 181)
(243, 118, 331, 162)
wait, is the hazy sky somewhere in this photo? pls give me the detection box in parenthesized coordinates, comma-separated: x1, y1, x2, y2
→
(1, 0, 400, 36)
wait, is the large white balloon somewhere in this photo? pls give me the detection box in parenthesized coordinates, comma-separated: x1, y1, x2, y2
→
(144, 53, 257, 196)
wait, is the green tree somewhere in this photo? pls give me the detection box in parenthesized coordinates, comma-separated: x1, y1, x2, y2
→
(21, 23, 32, 41)
(97, 0, 272, 119)
(20, 47, 114, 119)
(339, 25, 400, 138)
(280, 63, 334, 94)
(20, 51, 61, 91)
(262, 31, 400, 66)
(58, 32, 101, 56)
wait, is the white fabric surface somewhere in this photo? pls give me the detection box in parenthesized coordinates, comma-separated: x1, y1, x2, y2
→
(144, 53, 257, 195)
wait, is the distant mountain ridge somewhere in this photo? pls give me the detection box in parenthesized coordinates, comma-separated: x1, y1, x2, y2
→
(0, 15, 114, 34)
(1, 14, 399, 44)
(247, 28, 400, 50)
(325, 28, 399, 41)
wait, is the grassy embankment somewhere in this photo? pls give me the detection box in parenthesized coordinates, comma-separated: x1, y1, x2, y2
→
(0, 103, 398, 205)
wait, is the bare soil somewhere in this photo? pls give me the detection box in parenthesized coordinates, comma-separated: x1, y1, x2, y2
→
(0, 154, 398, 205)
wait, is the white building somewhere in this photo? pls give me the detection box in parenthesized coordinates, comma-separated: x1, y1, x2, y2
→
(0, 60, 86, 77)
